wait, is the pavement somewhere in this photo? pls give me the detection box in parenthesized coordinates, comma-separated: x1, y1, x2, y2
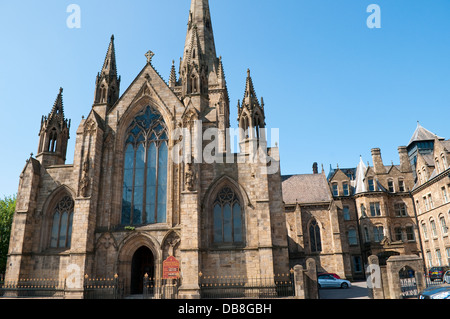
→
(319, 281, 370, 299)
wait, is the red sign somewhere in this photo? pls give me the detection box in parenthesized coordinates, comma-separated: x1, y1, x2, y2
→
(163, 256, 180, 279)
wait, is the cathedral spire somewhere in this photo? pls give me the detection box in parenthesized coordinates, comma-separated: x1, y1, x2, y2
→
(179, 0, 221, 98)
(101, 35, 118, 78)
(48, 87, 65, 123)
(183, 0, 217, 69)
(94, 35, 121, 108)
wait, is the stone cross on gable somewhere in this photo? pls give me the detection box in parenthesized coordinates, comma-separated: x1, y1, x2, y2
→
(145, 50, 155, 64)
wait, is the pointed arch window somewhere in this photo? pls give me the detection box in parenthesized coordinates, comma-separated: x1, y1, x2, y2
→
(50, 196, 74, 249)
(47, 128, 58, 152)
(309, 219, 322, 253)
(213, 186, 243, 245)
(122, 106, 168, 226)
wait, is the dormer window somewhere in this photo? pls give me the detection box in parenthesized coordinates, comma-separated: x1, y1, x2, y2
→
(388, 179, 394, 193)
(399, 179, 405, 192)
(332, 183, 339, 196)
(368, 178, 375, 191)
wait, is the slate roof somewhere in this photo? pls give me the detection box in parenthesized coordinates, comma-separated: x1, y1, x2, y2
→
(441, 140, 450, 151)
(408, 123, 442, 146)
(281, 174, 332, 204)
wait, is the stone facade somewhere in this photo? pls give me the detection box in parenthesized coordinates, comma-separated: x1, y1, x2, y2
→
(6, 0, 450, 300)
(411, 135, 450, 269)
(281, 123, 450, 283)
(6, 0, 289, 298)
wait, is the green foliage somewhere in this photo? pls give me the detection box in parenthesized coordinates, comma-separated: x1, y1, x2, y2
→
(0, 195, 16, 274)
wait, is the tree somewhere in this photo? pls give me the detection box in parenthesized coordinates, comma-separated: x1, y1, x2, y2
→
(0, 195, 16, 274)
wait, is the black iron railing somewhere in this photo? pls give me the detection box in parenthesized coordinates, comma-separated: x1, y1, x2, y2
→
(143, 275, 180, 299)
(0, 278, 65, 298)
(199, 273, 295, 299)
(84, 274, 123, 299)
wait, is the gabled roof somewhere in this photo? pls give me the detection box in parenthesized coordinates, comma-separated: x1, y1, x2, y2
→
(408, 123, 442, 146)
(282, 174, 332, 204)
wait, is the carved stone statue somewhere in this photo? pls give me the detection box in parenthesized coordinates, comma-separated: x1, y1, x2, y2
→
(185, 162, 195, 191)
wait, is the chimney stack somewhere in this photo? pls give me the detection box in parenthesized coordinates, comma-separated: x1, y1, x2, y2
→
(371, 148, 386, 174)
(313, 162, 318, 174)
(398, 146, 412, 172)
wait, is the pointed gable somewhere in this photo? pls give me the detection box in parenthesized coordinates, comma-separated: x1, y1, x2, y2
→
(108, 62, 185, 136)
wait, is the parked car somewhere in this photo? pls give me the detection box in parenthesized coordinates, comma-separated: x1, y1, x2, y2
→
(317, 273, 341, 279)
(429, 266, 450, 281)
(318, 274, 351, 289)
(419, 284, 450, 299)
(444, 271, 450, 284)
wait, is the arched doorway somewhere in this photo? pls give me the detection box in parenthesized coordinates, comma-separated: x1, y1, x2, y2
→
(130, 246, 155, 294)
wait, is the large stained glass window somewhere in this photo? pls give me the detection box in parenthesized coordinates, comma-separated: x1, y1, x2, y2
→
(213, 186, 243, 244)
(122, 106, 168, 225)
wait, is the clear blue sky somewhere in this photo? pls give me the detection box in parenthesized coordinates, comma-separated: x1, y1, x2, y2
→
(1, 0, 450, 198)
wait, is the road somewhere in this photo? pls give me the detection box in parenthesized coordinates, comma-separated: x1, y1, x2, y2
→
(319, 281, 370, 299)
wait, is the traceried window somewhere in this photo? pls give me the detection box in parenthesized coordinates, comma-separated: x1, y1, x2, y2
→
(122, 106, 168, 226)
(309, 219, 322, 253)
(50, 196, 74, 249)
(213, 187, 243, 245)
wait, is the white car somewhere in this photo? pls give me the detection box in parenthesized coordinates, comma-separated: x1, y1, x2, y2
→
(444, 271, 450, 284)
(318, 274, 352, 289)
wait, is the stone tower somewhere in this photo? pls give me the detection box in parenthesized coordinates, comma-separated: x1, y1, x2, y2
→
(175, 0, 230, 153)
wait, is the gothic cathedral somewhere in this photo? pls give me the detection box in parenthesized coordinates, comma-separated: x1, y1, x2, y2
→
(6, 0, 289, 298)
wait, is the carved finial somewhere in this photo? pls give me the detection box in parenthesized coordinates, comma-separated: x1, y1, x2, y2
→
(145, 50, 155, 64)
